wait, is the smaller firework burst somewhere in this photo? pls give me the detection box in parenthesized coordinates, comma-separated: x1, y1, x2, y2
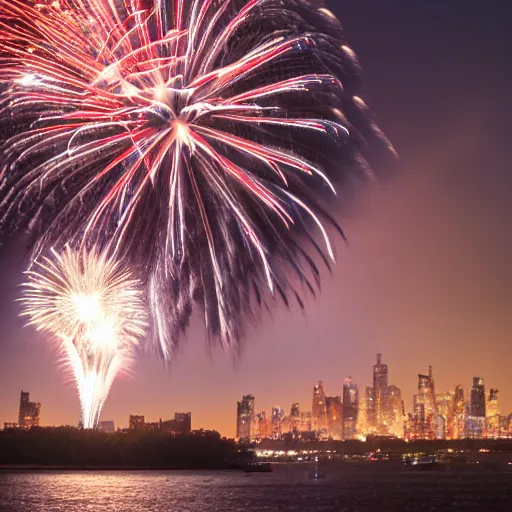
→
(20, 247, 147, 429)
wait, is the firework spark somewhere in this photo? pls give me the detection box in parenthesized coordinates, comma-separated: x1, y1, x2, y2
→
(0, 0, 394, 357)
(20, 247, 147, 428)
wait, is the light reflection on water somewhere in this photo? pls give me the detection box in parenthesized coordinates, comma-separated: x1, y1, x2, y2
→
(0, 465, 510, 511)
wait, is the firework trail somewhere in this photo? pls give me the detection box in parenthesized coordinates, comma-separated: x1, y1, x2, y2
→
(20, 247, 147, 428)
(0, 0, 394, 357)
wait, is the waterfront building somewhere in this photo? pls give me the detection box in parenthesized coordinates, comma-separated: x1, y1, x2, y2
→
(129, 415, 145, 429)
(342, 377, 358, 440)
(326, 396, 342, 440)
(236, 394, 255, 440)
(312, 381, 327, 431)
(18, 390, 41, 429)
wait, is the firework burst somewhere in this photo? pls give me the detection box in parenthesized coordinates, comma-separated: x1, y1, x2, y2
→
(20, 247, 147, 428)
(0, 0, 394, 357)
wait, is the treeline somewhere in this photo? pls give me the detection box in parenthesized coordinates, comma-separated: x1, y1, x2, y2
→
(0, 428, 252, 468)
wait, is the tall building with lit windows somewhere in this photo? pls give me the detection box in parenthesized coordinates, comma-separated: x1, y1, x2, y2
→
(486, 388, 500, 436)
(436, 391, 455, 439)
(454, 385, 465, 439)
(412, 366, 437, 439)
(236, 394, 255, 440)
(18, 390, 41, 429)
(342, 377, 358, 440)
(373, 354, 389, 434)
(271, 406, 285, 439)
(388, 385, 405, 438)
(312, 381, 327, 432)
(467, 377, 486, 438)
(290, 403, 300, 434)
(364, 386, 375, 434)
(254, 412, 268, 439)
(326, 396, 342, 440)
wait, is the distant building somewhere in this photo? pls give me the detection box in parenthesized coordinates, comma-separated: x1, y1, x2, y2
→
(299, 412, 312, 433)
(364, 386, 375, 434)
(290, 403, 300, 434)
(174, 412, 192, 434)
(236, 394, 255, 440)
(373, 354, 389, 434)
(271, 406, 285, 439)
(98, 421, 115, 433)
(412, 366, 437, 439)
(435, 391, 455, 439)
(161, 412, 192, 435)
(342, 377, 358, 440)
(468, 377, 486, 438)
(326, 396, 342, 440)
(254, 412, 268, 439)
(129, 415, 145, 429)
(470, 377, 486, 418)
(388, 385, 405, 438)
(312, 381, 327, 432)
(18, 390, 40, 428)
(453, 385, 465, 439)
(486, 388, 500, 436)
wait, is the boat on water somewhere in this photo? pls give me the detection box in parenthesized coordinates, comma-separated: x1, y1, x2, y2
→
(403, 455, 438, 470)
(244, 462, 273, 473)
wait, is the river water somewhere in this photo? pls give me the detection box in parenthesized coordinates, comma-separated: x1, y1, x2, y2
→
(0, 464, 511, 511)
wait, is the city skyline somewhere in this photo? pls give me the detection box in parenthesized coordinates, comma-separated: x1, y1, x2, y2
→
(5, 352, 510, 440)
(0, 0, 510, 439)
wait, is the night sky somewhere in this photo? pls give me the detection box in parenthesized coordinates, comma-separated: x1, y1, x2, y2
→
(0, 0, 510, 437)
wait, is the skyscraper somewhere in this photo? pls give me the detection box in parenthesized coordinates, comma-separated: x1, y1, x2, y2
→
(468, 377, 486, 438)
(325, 396, 342, 440)
(388, 385, 405, 438)
(436, 391, 455, 439)
(271, 406, 285, 439)
(290, 403, 300, 434)
(365, 386, 375, 433)
(453, 385, 465, 439)
(255, 412, 268, 439)
(18, 390, 41, 428)
(236, 394, 255, 440)
(470, 377, 486, 417)
(342, 377, 358, 440)
(486, 388, 500, 436)
(312, 381, 327, 432)
(373, 354, 389, 434)
(413, 366, 437, 439)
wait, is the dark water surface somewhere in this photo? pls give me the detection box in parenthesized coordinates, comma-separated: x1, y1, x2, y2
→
(0, 464, 511, 511)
